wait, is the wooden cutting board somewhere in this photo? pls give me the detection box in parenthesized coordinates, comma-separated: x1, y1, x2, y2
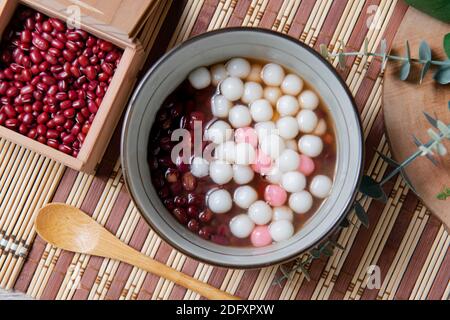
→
(383, 7, 450, 229)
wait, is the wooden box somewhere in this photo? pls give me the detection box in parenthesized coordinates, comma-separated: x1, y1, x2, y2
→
(0, 0, 158, 173)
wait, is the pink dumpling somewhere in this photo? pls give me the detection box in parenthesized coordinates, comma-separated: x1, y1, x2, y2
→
(251, 149, 272, 174)
(235, 127, 258, 148)
(298, 155, 315, 176)
(264, 184, 287, 207)
(251, 226, 272, 247)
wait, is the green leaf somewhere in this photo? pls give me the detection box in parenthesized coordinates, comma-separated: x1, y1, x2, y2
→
(354, 202, 369, 228)
(444, 33, 450, 58)
(434, 63, 450, 84)
(359, 175, 387, 202)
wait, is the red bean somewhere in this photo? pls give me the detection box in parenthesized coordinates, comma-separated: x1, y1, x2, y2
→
(32, 35, 49, 51)
(47, 139, 59, 149)
(53, 114, 66, 125)
(4, 105, 16, 118)
(63, 108, 75, 118)
(5, 118, 19, 129)
(50, 18, 66, 32)
(51, 38, 65, 50)
(42, 20, 53, 32)
(36, 124, 47, 136)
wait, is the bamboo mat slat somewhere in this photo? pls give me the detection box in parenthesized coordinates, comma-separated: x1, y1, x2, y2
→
(0, 0, 447, 300)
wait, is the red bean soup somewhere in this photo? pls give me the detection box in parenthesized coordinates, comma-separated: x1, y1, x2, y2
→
(149, 58, 337, 248)
(0, 5, 123, 157)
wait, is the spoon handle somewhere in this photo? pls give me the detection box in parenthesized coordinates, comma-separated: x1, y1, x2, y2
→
(104, 239, 240, 300)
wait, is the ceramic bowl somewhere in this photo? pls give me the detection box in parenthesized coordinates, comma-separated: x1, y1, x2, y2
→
(121, 28, 363, 268)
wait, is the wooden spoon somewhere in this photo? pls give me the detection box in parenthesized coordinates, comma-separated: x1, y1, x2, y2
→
(35, 203, 239, 300)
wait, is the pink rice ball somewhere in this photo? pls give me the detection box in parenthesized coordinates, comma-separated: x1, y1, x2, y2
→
(264, 184, 287, 207)
(298, 155, 315, 176)
(251, 226, 272, 247)
(235, 127, 258, 148)
(251, 149, 273, 174)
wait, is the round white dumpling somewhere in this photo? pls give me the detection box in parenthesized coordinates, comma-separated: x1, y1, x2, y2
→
(228, 105, 252, 128)
(221, 77, 244, 101)
(297, 109, 318, 133)
(211, 95, 232, 118)
(250, 99, 273, 122)
(226, 58, 251, 79)
(255, 121, 276, 141)
(208, 189, 232, 214)
(266, 166, 282, 184)
(298, 135, 323, 158)
(209, 160, 233, 185)
(248, 201, 273, 225)
(281, 74, 303, 96)
(261, 63, 285, 86)
(205, 120, 232, 144)
(272, 206, 294, 222)
(260, 134, 286, 159)
(276, 149, 300, 173)
(242, 82, 264, 104)
(282, 171, 306, 193)
(285, 139, 298, 151)
(191, 157, 209, 178)
(314, 118, 327, 136)
(214, 141, 236, 163)
(277, 95, 300, 116)
(235, 143, 256, 165)
(234, 186, 258, 209)
(289, 191, 313, 214)
(310, 175, 333, 198)
(188, 67, 211, 90)
(276, 116, 299, 140)
(264, 87, 282, 106)
(269, 220, 294, 242)
(298, 90, 319, 110)
(232, 164, 254, 184)
(230, 214, 255, 238)
(210, 64, 228, 86)
(247, 64, 262, 82)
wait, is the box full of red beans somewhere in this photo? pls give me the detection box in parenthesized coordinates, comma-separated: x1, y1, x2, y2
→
(0, 0, 157, 173)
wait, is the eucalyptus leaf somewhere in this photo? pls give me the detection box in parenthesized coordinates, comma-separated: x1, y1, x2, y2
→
(340, 217, 350, 228)
(354, 202, 369, 228)
(338, 52, 346, 70)
(400, 61, 411, 80)
(329, 239, 345, 251)
(419, 41, 432, 61)
(444, 33, 450, 58)
(320, 44, 329, 59)
(359, 175, 387, 202)
(297, 263, 311, 281)
(420, 61, 431, 84)
(376, 150, 399, 168)
(405, 41, 411, 60)
(400, 171, 418, 195)
(321, 245, 334, 257)
(434, 63, 450, 84)
(413, 135, 439, 165)
(310, 248, 321, 259)
(423, 112, 438, 128)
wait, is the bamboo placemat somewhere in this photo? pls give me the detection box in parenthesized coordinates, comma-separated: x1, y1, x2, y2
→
(0, 0, 448, 300)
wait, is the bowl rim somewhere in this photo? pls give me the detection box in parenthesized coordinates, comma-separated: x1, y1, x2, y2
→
(121, 27, 365, 269)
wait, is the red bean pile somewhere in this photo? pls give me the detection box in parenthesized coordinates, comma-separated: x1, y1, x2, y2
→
(0, 6, 123, 157)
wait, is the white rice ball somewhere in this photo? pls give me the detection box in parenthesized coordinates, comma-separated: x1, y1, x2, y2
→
(250, 99, 274, 122)
(297, 109, 318, 133)
(221, 77, 244, 101)
(281, 74, 304, 96)
(289, 191, 313, 214)
(210, 64, 228, 86)
(214, 141, 236, 163)
(211, 95, 232, 118)
(232, 164, 255, 184)
(228, 105, 252, 128)
(230, 214, 255, 238)
(298, 135, 323, 158)
(276, 116, 299, 140)
(261, 63, 285, 86)
(205, 120, 233, 144)
(282, 171, 306, 193)
(260, 134, 286, 159)
(264, 87, 282, 105)
(208, 189, 233, 214)
(247, 64, 262, 82)
(314, 118, 328, 136)
(226, 58, 251, 79)
(298, 90, 319, 110)
(277, 95, 300, 116)
(191, 157, 209, 178)
(266, 166, 283, 184)
(188, 67, 211, 90)
(276, 149, 300, 173)
(248, 201, 273, 225)
(255, 121, 277, 141)
(269, 220, 294, 242)
(242, 82, 264, 104)
(235, 143, 256, 165)
(310, 175, 333, 198)
(209, 160, 233, 185)
(272, 206, 294, 222)
(234, 186, 258, 209)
